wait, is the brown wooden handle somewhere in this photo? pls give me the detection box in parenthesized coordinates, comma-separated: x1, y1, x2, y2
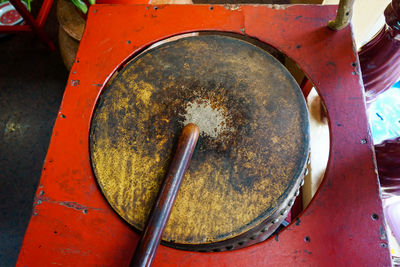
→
(328, 0, 355, 31)
(130, 123, 200, 267)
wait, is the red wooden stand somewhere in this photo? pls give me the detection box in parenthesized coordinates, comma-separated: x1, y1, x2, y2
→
(1, 0, 55, 50)
(17, 4, 391, 266)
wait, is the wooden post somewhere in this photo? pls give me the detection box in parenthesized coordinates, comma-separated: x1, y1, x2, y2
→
(328, 0, 356, 30)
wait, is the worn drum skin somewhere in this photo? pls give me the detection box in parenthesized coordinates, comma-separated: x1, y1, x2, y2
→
(89, 35, 310, 251)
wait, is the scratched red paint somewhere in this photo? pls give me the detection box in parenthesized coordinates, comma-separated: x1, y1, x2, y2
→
(17, 4, 390, 266)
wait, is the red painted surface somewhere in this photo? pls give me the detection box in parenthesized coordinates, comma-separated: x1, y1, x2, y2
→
(301, 78, 314, 98)
(17, 4, 391, 266)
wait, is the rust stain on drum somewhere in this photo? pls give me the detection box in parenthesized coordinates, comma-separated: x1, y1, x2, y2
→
(89, 35, 309, 248)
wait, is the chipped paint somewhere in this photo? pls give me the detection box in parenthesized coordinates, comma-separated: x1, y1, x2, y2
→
(223, 4, 241, 11)
(380, 225, 387, 240)
(71, 80, 80, 86)
(35, 194, 99, 213)
(266, 4, 287, 10)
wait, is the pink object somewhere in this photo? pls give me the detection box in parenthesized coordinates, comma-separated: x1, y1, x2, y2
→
(375, 137, 400, 195)
(359, 0, 400, 104)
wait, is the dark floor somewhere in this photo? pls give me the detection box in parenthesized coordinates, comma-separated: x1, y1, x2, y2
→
(0, 3, 68, 265)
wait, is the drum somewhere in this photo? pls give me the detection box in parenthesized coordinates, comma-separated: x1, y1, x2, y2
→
(89, 35, 310, 252)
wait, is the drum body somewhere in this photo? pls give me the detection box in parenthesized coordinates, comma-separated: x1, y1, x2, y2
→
(90, 35, 310, 252)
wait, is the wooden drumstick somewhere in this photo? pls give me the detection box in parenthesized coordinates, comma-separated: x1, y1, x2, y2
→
(130, 123, 200, 267)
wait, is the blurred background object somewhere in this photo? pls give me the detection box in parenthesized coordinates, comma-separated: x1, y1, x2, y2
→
(0, 0, 30, 29)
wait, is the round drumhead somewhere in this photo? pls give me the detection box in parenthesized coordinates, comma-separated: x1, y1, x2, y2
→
(90, 35, 309, 250)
